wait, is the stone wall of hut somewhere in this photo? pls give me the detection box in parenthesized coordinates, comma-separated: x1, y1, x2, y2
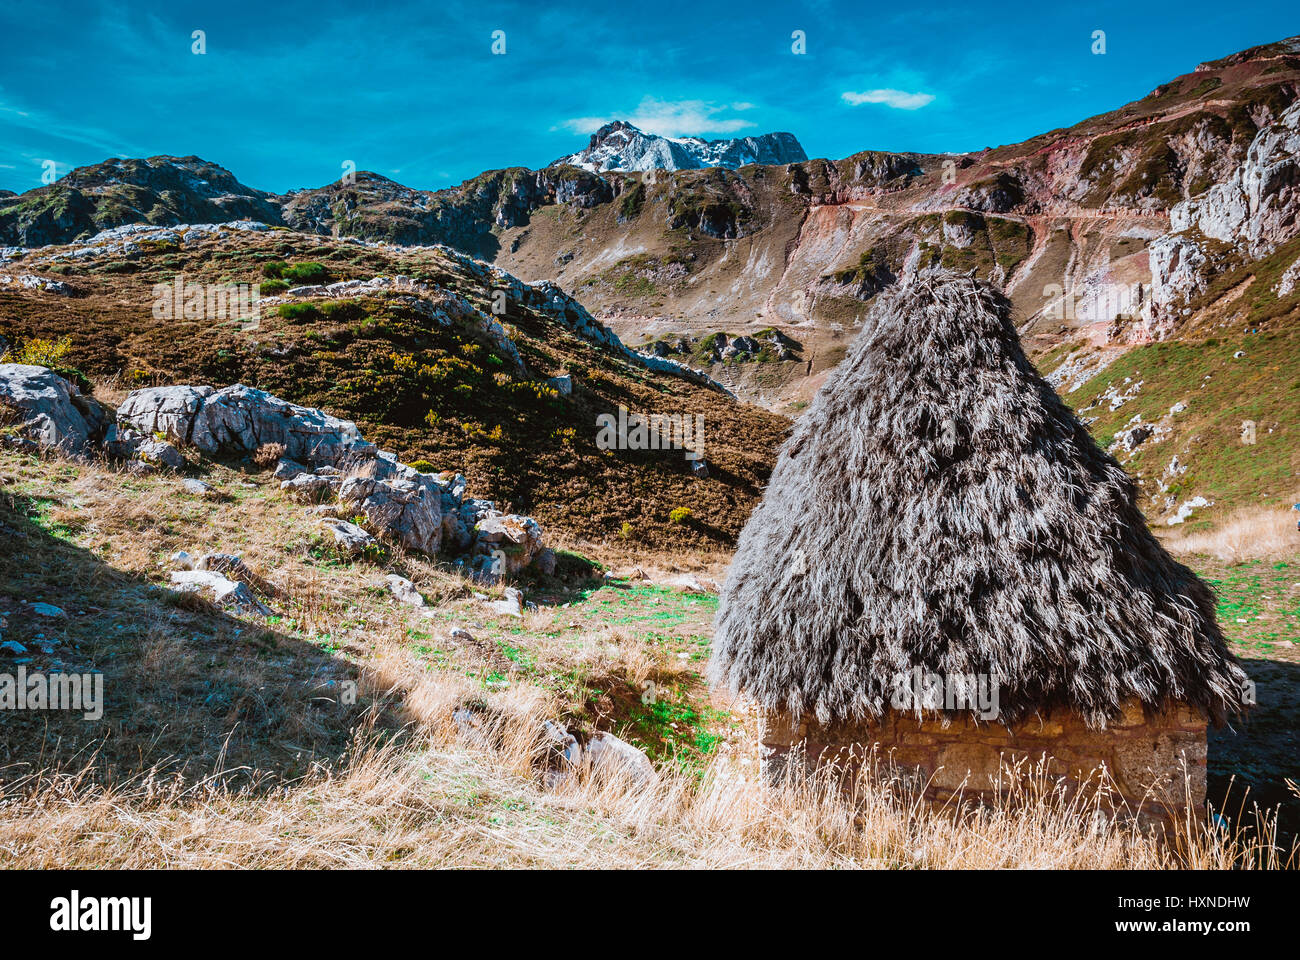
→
(758, 698, 1207, 824)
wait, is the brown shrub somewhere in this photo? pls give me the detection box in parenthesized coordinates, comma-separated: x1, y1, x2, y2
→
(253, 442, 287, 468)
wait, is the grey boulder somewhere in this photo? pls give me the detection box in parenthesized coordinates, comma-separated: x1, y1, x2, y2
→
(473, 514, 544, 573)
(117, 383, 375, 466)
(280, 473, 337, 503)
(137, 437, 184, 470)
(0, 364, 109, 457)
(337, 476, 442, 555)
(585, 732, 657, 788)
(169, 569, 270, 616)
(273, 458, 307, 480)
(384, 574, 425, 607)
(320, 518, 376, 556)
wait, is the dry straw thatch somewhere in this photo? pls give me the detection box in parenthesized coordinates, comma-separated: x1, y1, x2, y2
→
(711, 274, 1249, 728)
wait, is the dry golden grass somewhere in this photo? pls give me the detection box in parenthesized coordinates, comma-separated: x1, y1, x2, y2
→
(2, 447, 1296, 870)
(1163, 505, 1300, 562)
(1, 668, 1294, 870)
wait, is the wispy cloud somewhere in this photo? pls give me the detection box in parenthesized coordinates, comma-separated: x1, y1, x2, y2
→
(0, 94, 138, 158)
(841, 88, 935, 110)
(560, 97, 758, 137)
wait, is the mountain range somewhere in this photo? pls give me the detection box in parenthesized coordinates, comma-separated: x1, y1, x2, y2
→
(3, 37, 1300, 526)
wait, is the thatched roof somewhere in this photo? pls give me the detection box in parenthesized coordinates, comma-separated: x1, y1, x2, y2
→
(711, 274, 1248, 727)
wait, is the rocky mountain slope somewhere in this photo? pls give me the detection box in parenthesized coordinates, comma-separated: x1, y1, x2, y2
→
(3, 37, 1300, 526)
(5, 39, 1295, 373)
(0, 156, 283, 246)
(548, 120, 807, 173)
(0, 223, 787, 546)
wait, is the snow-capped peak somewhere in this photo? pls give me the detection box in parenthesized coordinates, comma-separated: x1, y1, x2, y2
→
(551, 121, 807, 173)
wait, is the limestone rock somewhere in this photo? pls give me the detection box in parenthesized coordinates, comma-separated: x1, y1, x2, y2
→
(138, 437, 184, 470)
(384, 574, 424, 607)
(169, 569, 270, 616)
(320, 518, 375, 556)
(1152, 99, 1300, 321)
(473, 514, 543, 573)
(193, 553, 257, 583)
(489, 587, 524, 617)
(538, 720, 583, 788)
(1148, 233, 1208, 319)
(280, 473, 337, 503)
(0, 274, 73, 295)
(1170, 99, 1300, 257)
(0, 364, 109, 457)
(584, 732, 657, 787)
(1276, 257, 1300, 297)
(273, 458, 307, 480)
(337, 476, 441, 555)
(117, 383, 375, 466)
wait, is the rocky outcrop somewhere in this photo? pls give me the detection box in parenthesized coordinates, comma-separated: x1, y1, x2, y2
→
(1148, 233, 1210, 322)
(651, 329, 799, 365)
(12, 368, 553, 575)
(279, 167, 612, 258)
(0, 157, 283, 246)
(1277, 256, 1300, 297)
(950, 172, 1028, 214)
(0, 273, 74, 295)
(0, 364, 109, 457)
(117, 383, 374, 466)
(270, 275, 528, 375)
(1169, 100, 1300, 257)
(472, 514, 544, 575)
(337, 476, 442, 555)
(1150, 100, 1300, 325)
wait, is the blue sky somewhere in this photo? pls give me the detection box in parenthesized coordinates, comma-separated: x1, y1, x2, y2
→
(0, 0, 1296, 195)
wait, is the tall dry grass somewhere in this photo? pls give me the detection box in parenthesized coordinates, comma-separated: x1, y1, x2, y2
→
(2, 451, 1295, 870)
(1162, 505, 1300, 562)
(1, 667, 1294, 870)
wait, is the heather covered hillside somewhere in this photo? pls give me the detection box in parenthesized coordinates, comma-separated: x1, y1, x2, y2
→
(0, 225, 787, 547)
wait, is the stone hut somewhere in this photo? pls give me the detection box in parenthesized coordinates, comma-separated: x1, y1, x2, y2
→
(709, 275, 1250, 822)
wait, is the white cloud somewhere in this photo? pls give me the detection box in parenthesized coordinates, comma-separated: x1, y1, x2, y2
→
(560, 97, 758, 137)
(841, 88, 935, 110)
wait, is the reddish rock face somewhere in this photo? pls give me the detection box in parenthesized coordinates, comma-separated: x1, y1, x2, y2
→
(758, 699, 1208, 827)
